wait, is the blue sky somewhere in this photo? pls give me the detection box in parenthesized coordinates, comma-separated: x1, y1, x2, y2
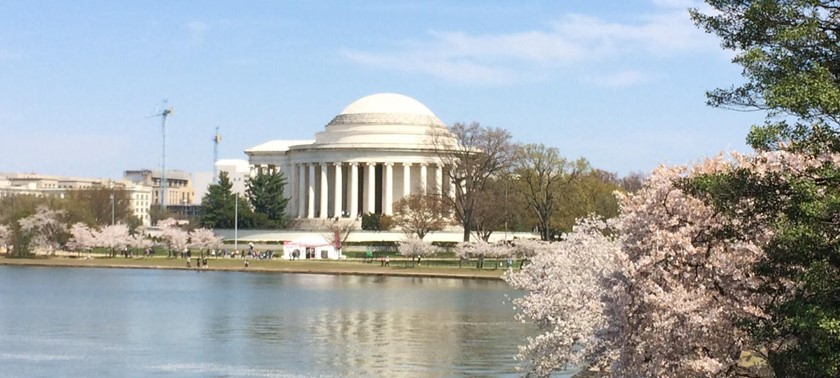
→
(1, 0, 765, 181)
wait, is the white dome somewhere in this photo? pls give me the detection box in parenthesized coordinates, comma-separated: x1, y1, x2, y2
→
(339, 93, 435, 116)
(312, 93, 448, 147)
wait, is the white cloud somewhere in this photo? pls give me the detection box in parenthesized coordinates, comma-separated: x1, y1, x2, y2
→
(342, 7, 720, 86)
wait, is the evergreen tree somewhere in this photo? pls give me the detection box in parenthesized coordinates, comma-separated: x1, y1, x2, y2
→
(200, 172, 236, 228)
(246, 170, 289, 228)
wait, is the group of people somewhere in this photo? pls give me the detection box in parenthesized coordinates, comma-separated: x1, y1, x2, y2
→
(208, 247, 275, 260)
(186, 256, 209, 269)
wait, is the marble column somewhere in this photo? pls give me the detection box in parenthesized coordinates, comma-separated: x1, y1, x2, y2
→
(333, 162, 343, 218)
(298, 163, 306, 218)
(285, 163, 294, 217)
(403, 163, 411, 198)
(349, 163, 359, 218)
(307, 163, 316, 218)
(448, 166, 457, 199)
(365, 162, 376, 214)
(319, 163, 328, 219)
(420, 163, 428, 195)
(384, 163, 393, 215)
(435, 164, 443, 196)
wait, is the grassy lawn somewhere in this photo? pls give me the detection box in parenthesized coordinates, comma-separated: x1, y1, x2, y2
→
(0, 255, 507, 280)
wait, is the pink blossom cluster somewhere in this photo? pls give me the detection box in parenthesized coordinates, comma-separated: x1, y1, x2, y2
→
(18, 206, 67, 252)
(503, 152, 804, 377)
(397, 237, 441, 257)
(0, 224, 9, 246)
(504, 217, 621, 376)
(65, 218, 220, 255)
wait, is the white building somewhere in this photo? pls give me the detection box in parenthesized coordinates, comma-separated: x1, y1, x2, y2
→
(246, 93, 457, 222)
(123, 169, 196, 206)
(0, 173, 154, 226)
(215, 159, 250, 196)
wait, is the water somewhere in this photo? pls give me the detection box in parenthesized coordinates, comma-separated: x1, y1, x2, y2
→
(0, 266, 562, 377)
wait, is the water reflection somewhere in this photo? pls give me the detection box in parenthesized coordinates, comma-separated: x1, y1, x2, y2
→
(0, 266, 537, 377)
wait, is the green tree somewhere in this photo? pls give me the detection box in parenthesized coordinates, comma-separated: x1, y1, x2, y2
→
(200, 172, 236, 228)
(360, 212, 392, 231)
(692, 2, 840, 375)
(64, 187, 134, 228)
(246, 170, 289, 228)
(514, 144, 589, 240)
(553, 169, 621, 233)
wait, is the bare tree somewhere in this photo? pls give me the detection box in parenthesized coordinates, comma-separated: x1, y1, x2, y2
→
(392, 194, 448, 240)
(431, 122, 515, 242)
(514, 144, 589, 241)
(471, 177, 509, 241)
(325, 219, 354, 255)
(619, 170, 647, 193)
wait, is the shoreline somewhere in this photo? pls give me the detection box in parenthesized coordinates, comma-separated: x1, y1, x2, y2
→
(0, 256, 507, 281)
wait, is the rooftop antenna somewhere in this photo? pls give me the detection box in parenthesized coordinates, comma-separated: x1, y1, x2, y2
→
(213, 126, 222, 183)
(150, 100, 174, 210)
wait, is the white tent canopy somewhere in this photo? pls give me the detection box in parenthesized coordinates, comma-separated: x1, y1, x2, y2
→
(282, 235, 341, 260)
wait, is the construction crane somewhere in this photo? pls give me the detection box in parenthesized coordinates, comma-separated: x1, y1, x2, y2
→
(151, 100, 174, 210)
(213, 126, 222, 183)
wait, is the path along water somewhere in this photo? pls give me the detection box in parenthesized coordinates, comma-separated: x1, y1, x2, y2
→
(0, 265, 575, 377)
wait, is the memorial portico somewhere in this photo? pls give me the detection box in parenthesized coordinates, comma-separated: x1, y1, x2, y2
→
(246, 93, 457, 220)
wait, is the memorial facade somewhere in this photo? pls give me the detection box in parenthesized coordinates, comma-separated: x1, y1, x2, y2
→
(245, 93, 457, 220)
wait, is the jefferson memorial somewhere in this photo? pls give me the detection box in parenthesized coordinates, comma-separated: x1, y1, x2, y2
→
(245, 93, 457, 221)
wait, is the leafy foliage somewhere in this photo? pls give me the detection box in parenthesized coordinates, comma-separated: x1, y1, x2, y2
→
(553, 169, 621, 233)
(692, 1, 840, 375)
(514, 143, 589, 240)
(361, 212, 392, 231)
(63, 187, 136, 228)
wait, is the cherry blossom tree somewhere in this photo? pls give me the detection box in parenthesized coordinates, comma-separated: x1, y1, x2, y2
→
(189, 228, 222, 255)
(67, 222, 97, 257)
(18, 206, 67, 255)
(454, 239, 512, 269)
(506, 155, 775, 377)
(0, 224, 9, 248)
(605, 157, 771, 377)
(158, 218, 189, 257)
(94, 224, 132, 257)
(397, 237, 440, 266)
(504, 217, 622, 377)
(130, 233, 154, 254)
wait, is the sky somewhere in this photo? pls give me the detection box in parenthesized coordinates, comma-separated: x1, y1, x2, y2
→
(1, 1, 766, 186)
